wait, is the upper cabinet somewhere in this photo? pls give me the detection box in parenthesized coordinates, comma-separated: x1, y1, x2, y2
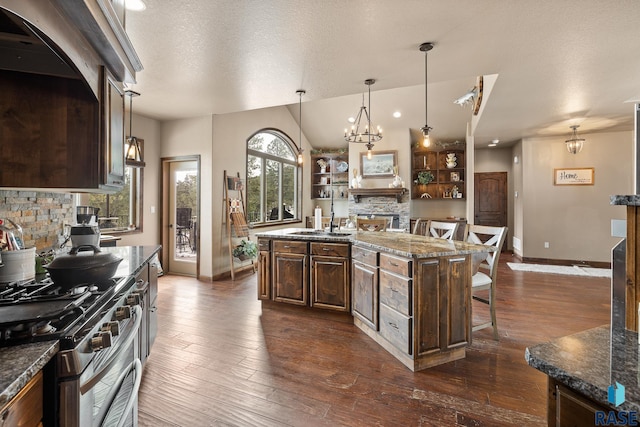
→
(0, 1, 141, 193)
(102, 68, 126, 190)
(411, 145, 466, 200)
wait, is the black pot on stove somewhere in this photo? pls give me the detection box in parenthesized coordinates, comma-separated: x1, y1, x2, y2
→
(44, 245, 122, 290)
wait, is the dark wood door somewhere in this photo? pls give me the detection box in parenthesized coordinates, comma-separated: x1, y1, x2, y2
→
(310, 256, 350, 311)
(272, 252, 307, 305)
(474, 172, 507, 227)
(352, 261, 378, 330)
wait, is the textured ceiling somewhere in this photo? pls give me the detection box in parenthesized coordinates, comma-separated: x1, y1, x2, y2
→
(124, 0, 640, 148)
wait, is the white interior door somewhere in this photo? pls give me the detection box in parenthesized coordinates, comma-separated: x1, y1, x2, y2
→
(168, 160, 198, 276)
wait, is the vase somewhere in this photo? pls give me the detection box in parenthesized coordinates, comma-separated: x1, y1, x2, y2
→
(320, 167, 326, 174)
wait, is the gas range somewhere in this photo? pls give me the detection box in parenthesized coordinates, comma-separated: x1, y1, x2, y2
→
(0, 275, 135, 349)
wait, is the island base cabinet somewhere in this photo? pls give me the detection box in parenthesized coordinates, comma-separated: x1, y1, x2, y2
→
(258, 250, 271, 300)
(352, 243, 472, 371)
(272, 240, 308, 305)
(548, 378, 611, 427)
(351, 246, 379, 331)
(310, 256, 350, 312)
(379, 303, 412, 354)
(416, 256, 471, 356)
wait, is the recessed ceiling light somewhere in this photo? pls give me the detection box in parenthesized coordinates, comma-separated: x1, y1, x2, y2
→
(488, 143, 497, 147)
(393, 111, 402, 118)
(492, 139, 499, 144)
(126, 0, 146, 11)
(347, 117, 355, 124)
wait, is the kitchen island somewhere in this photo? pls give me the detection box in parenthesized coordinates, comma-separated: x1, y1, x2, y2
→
(526, 325, 640, 424)
(255, 228, 493, 370)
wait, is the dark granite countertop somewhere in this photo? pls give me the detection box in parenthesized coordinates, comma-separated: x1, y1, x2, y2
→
(256, 228, 493, 258)
(0, 245, 160, 408)
(526, 325, 640, 412)
(611, 195, 640, 206)
(0, 341, 58, 408)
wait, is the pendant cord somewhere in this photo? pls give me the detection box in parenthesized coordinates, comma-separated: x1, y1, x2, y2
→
(425, 50, 428, 128)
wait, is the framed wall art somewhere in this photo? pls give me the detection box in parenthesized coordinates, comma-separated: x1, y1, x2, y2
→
(360, 150, 397, 178)
(553, 168, 594, 185)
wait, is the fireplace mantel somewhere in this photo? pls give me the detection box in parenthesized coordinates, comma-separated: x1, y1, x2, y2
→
(349, 188, 406, 203)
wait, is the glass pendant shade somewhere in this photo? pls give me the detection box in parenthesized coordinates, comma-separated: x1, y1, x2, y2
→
(565, 125, 585, 154)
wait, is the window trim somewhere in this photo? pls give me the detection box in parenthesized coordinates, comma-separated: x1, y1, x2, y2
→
(246, 128, 302, 228)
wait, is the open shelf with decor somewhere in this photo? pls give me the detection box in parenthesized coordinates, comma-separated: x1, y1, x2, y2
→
(311, 150, 350, 200)
(411, 146, 465, 200)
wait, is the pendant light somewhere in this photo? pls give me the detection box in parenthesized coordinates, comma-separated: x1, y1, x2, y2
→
(296, 89, 305, 164)
(420, 42, 434, 148)
(565, 125, 585, 154)
(124, 90, 145, 167)
(344, 79, 382, 160)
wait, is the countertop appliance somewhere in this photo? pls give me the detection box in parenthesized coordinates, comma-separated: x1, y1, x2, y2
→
(69, 206, 101, 248)
(0, 275, 144, 426)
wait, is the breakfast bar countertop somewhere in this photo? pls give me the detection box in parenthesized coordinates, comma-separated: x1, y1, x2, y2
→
(256, 228, 494, 259)
(526, 325, 640, 412)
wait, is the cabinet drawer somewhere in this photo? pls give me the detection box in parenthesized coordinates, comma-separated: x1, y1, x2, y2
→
(379, 303, 412, 355)
(273, 240, 307, 254)
(379, 270, 412, 316)
(258, 238, 271, 251)
(352, 245, 378, 266)
(380, 253, 412, 277)
(311, 242, 349, 257)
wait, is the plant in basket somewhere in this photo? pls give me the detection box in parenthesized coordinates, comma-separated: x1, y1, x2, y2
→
(233, 239, 258, 261)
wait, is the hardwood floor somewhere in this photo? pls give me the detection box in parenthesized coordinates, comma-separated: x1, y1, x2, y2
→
(138, 254, 611, 426)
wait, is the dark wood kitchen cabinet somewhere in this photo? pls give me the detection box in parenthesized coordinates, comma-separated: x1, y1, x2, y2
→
(0, 2, 139, 193)
(310, 242, 350, 312)
(351, 245, 379, 330)
(272, 240, 308, 305)
(263, 238, 351, 312)
(0, 370, 43, 427)
(352, 242, 472, 371)
(547, 378, 611, 426)
(101, 68, 126, 190)
(257, 238, 271, 300)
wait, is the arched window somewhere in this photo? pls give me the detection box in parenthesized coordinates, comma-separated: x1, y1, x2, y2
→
(246, 129, 301, 225)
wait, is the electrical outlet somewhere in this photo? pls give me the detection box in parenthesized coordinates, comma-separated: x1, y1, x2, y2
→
(544, 242, 550, 249)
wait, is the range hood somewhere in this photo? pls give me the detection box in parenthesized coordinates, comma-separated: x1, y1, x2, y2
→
(0, 7, 78, 79)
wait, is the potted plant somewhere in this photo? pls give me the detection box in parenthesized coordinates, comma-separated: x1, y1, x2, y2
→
(317, 158, 328, 173)
(416, 171, 435, 185)
(233, 239, 258, 261)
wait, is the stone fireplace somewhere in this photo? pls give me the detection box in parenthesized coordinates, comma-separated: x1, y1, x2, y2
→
(348, 192, 410, 230)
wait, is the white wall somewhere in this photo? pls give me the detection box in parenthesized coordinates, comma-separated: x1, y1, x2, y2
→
(520, 130, 632, 263)
(117, 113, 161, 247)
(211, 106, 312, 278)
(160, 116, 213, 278)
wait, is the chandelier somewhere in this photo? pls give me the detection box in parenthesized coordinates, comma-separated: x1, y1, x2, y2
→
(344, 79, 382, 159)
(420, 42, 434, 148)
(565, 125, 585, 154)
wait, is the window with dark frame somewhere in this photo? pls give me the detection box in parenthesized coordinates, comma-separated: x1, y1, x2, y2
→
(246, 130, 301, 225)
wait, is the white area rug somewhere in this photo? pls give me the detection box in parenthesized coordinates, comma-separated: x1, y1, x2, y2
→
(507, 262, 611, 278)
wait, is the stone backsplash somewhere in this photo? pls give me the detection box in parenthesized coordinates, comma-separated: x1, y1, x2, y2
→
(348, 192, 410, 230)
(0, 190, 74, 251)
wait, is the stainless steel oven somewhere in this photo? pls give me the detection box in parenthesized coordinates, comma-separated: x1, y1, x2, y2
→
(55, 279, 144, 427)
